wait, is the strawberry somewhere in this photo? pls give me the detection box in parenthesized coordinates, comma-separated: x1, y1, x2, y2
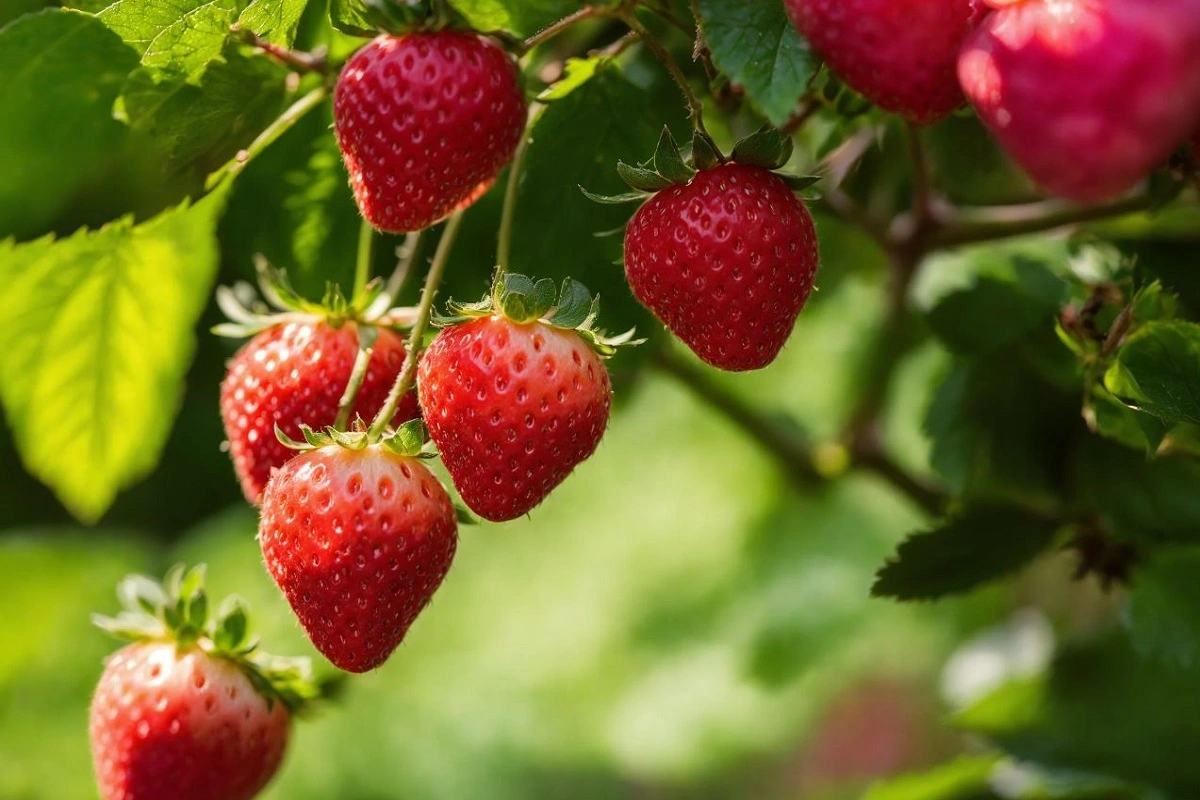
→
(221, 319, 418, 504)
(621, 141, 820, 372)
(419, 276, 626, 521)
(259, 434, 458, 672)
(90, 566, 318, 800)
(334, 31, 527, 233)
(959, 0, 1200, 203)
(784, 0, 986, 125)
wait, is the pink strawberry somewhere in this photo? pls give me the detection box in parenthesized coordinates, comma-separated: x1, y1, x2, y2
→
(959, 0, 1200, 202)
(334, 32, 527, 233)
(221, 320, 418, 504)
(259, 442, 458, 672)
(624, 162, 819, 372)
(785, 0, 987, 124)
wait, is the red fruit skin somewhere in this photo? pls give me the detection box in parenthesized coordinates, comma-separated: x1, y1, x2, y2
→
(259, 446, 457, 673)
(418, 317, 611, 522)
(623, 163, 820, 372)
(334, 32, 527, 233)
(220, 321, 418, 505)
(785, 0, 986, 124)
(959, 0, 1200, 203)
(90, 642, 289, 800)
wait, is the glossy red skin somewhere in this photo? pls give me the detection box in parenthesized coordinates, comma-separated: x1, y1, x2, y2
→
(785, 0, 986, 124)
(259, 446, 457, 673)
(418, 317, 611, 522)
(959, 0, 1200, 203)
(624, 164, 820, 372)
(334, 32, 527, 233)
(90, 642, 289, 800)
(220, 320, 418, 505)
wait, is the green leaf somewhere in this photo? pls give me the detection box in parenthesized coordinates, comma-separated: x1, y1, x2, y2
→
(1106, 320, 1200, 428)
(1071, 436, 1200, 545)
(695, 0, 816, 127)
(328, 0, 376, 38)
(138, 0, 237, 74)
(690, 130, 721, 171)
(0, 190, 227, 522)
(547, 279, 593, 330)
(97, 0, 212, 54)
(539, 57, 604, 102)
(445, 0, 577, 37)
(652, 127, 694, 184)
(1124, 547, 1200, 669)
(1087, 388, 1168, 454)
(237, 0, 309, 45)
(616, 161, 673, 192)
(0, 10, 138, 239)
(863, 756, 1001, 800)
(872, 506, 1060, 601)
(959, 636, 1200, 798)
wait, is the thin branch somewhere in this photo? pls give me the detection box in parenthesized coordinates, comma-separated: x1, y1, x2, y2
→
(781, 97, 820, 135)
(367, 210, 466, 439)
(497, 109, 537, 275)
(232, 24, 330, 74)
(353, 219, 374, 300)
(637, 0, 694, 37)
(902, 123, 934, 237)
(520, 5, 606, 54)
(930, 189, 1177, 248)
(206, 86, 328, 190)
(653, 348, 824, 487)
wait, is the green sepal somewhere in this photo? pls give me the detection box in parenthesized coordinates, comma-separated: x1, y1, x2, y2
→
(275, 424, 313, 451)
(652, 127, 695, 184)
(690, 131, 722, 171)
(381, 419, 430, 458)
(434, 273, 642, 358)
(328, 427, 369, 450)
(579, 187, 648, 205)
(778, 173, 821, 192)
(347, 0, 451, 37)
(455, 503, 477, 525)
(616, 161, 674, 192)
(93, 565, 324, 714)
(731, 126, 793, 170)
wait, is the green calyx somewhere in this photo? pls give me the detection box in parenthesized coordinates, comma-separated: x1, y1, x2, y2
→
(93, 565, 322, 714)
(581, 126, 819, 204)
(213, 256, 413, 339)
(276, 417, 435, 459)
(342, 0, 461, 37)
(435, 272, 642, 357)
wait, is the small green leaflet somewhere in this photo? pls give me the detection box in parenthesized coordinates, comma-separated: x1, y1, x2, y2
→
(446, 0, 577, 37)
(1106, 320, 1200, 428)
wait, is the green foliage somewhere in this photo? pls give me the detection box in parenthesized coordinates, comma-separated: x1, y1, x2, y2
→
(1124, 548, 1200, 668)
(446, 0, 578, 37)
(863, 756, 1001, 800)
(0, 191, 227, 521)
(873, 506, 1061, 601)
(0, 10, 138, 239)
(1107, 320, 1200, 427)
(695, 0, 815, 127)
(238, 0, 309, 45)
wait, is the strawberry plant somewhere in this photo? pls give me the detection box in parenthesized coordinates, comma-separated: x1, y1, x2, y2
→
(1, 0, 1200, 799)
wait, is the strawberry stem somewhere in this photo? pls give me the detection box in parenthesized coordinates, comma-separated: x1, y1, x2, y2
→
(367, 209, 467, 440)
(519, 5, 606, 55)
(618, 8, 711, 141)
(497, 110, 537, 276)
(354, 218, 375, 300)
(334, 328, 376, 430)
(206, 86, 329, 191)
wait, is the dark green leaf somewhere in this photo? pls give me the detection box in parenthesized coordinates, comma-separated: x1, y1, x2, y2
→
(1107, 320, 1200, 427)
(446, 0, 577, 37)
(0, 191, 227, 522)
(690, 131, 721, 171)
(873, 505, 1060, 601)
(547, 279, 593, 330)
(652, 127, 694, 184)
(0, 10, 138, 239)
(730, 126, 787, 169)
(1125, 547, 1200, 669)
(238, 0, 309, 45)
(695, 0, 815, 127)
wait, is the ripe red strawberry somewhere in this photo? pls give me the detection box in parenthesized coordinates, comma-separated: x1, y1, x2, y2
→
(785, 0, 986, 124)
(91, 643, 289, 800)
(624, 162, 819, 372)
(221, 320, 419, 504)
(334, 32, 527, 233)
(259, 442, 458, 672)
(90, 566, 317, 800)
(959, 0, 1200, 203)
(418, 278, 618, 521)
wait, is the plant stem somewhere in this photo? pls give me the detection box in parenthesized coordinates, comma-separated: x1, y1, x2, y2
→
(653, 348, 823, 486)
(520, 5, 605, 54)
(930, 189, 1172, 248)
(354, 218, 374, 299)
(334, 335, 375, 430)
(619, 9, 710, 140)
(367, 210, 466, 439)
(637, 0, 694, 36)
(497, 112, 535, 276)
(206, 86, 328, 190)
(904, 123, 934, 235)
(231, 24, 330, 74)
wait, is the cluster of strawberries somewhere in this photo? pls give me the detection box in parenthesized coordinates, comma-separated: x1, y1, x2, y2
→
(86, 1, 1200, 798)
